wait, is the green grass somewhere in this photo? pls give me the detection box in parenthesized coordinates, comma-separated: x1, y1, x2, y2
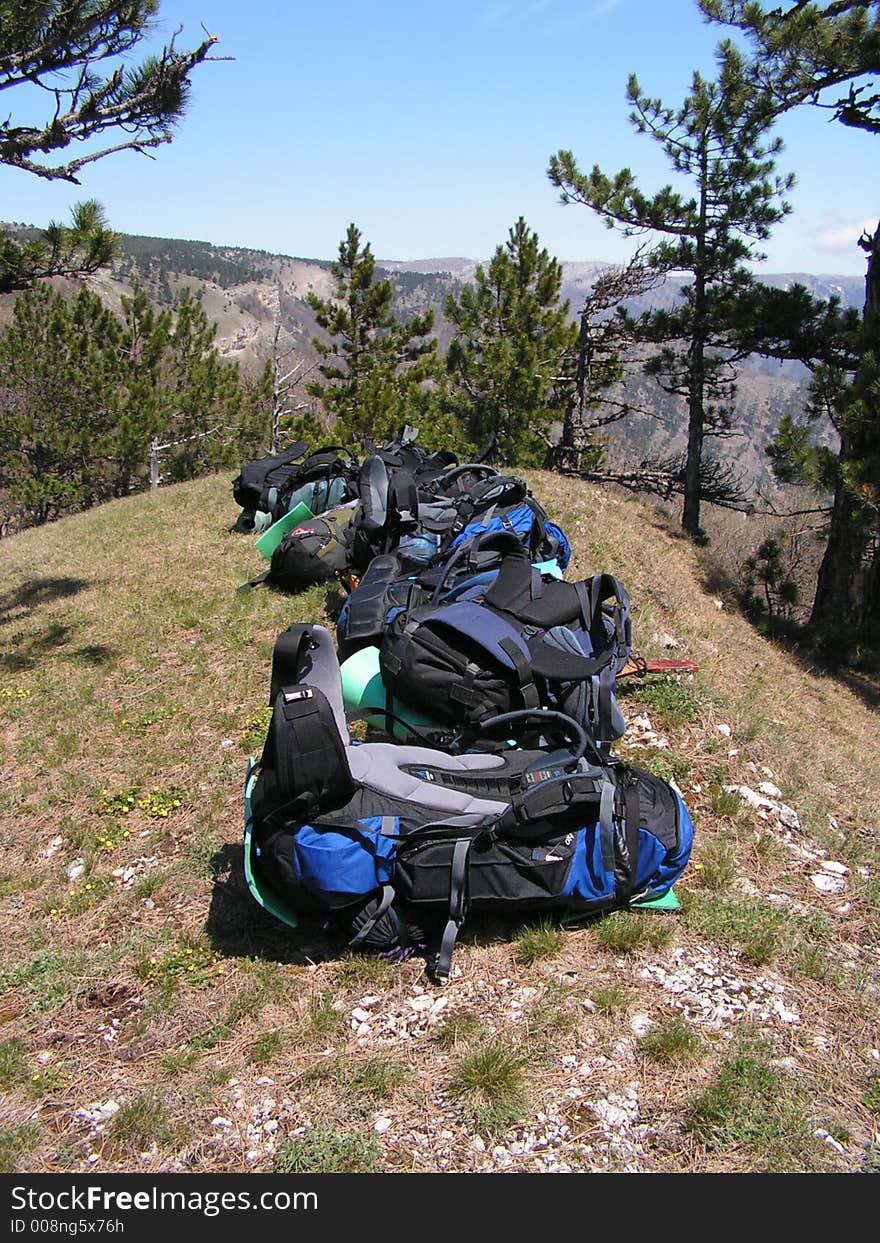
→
(447, 1042, 527, 1133)
(0, 1124, 41, 1173)
(637, 677, 703, 727)
(684, 1035, 826, 1171)
(275, 1126, 383, 1173)
(639, 1016, 704, 1065)
(107, 1092, 181, 1156)
(592, 909, 676, 955)
(248, 1029, 283, 1066)
(696, 833, 738, 893)
(590, 982, 631, 1014)
(0, 1037, 30, 1090)
(680, 894, 791, 966)
(511, 918, 565, 966)
(433, 1011, 484, 1050)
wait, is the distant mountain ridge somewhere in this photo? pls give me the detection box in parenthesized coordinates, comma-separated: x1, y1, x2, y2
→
(0, 224, 865, 490)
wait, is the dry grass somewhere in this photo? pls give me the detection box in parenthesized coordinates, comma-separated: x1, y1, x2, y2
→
(0, 469, 878, 1174)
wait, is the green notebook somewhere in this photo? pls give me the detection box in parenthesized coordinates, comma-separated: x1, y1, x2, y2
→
(254, 501, 314, 560)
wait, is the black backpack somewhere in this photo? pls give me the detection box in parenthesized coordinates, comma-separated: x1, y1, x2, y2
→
(238, 503, 357, 593)
(378, 539, 632, 751)
(232, 442, 360, 531)
(232, 441, 309, 528)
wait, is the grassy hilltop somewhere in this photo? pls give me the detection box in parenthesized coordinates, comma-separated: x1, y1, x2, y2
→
(0, 471, 878, 1174)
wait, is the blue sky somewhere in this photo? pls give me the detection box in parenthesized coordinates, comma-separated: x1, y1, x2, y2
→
(1, 0, 877, 274)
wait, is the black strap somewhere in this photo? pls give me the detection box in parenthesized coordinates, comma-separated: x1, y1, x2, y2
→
(269, 625, 319, 703)
(498, 637, 540, 709)
(348, 884, 397, 948)
(435, 839, 471, 984)
(615, 774, 642, 902)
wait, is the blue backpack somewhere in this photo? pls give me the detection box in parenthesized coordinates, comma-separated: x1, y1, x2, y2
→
(244, 623, 694, 982)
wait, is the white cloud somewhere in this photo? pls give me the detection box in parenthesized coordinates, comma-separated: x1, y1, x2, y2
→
(815, 219, 877, 253)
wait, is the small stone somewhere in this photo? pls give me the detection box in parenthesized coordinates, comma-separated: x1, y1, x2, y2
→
(67, 861, 85, 882)
(716, 724, 732, 738)
(778, 804, 801, 830)
(211, 1117, 233, 1129)
(472, 1136, 486, 1153)
(351, 1008, 372, 1024)
(758, 781, 782, 799)
(221, 739, 235, 749)
(820, 860, 849, 875)
(811, 873, 846, 894)
(373, 1116, 392, 1134)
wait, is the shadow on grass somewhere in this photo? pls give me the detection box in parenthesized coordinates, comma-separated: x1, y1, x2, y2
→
(205, 842, 447, 977)
(204, 842, 354, 967)
(0, 576, 90, 622)
(0, 577, 116, 672)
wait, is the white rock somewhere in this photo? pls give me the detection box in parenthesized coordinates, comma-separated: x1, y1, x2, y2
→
(656, 632, 680, 649)
(815, 1128, 847, 1156)
(408, 995, 433, 1012)
(630, 1014, 654, 1037)
(221, 739, 235, 749)
(758, 781, 782, 799)
(472, 1136, 486, 1153)
(373, 1117, 392, 1134)
(811, 873, 846, 894)
(67, 860, 85, 882)
(716, 724, 732, 738)
(713, 599, 724, 610)
(246, 1150, 260, 1163)
(820, 860, 849, 875)
(211, 1117, 233, 1129)
(351, 1008, 372, 1024)
(778, 804, 801, 830)
(45, 835, 64, 857)
(729, 785, 777, 813)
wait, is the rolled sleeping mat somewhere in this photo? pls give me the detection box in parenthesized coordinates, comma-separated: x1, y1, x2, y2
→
(339, 644, 441, 741)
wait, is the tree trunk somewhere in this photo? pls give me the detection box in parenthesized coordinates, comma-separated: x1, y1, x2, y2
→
(683, 170, 709, 539)
(809, 218, 880, 645)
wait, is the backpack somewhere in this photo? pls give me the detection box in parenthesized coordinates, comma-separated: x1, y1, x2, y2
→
(244, 623, 694, 982)
(238, 502, 358, 593)
(231, 442, 359, 531)
(231, 441, 308, 531)
(269, 446, 360, 523)
(378, 539, 632, 750)
(334, 529, 562, 665)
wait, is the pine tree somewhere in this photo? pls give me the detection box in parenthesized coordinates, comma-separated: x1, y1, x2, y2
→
(0, 284, 263, 530)
(0, 2, 217, 288)
(0, 2, 217, 182)
(700, 0, 880, 646)
(0, 201, 120, 294)
(306, 223, 442, 446)
(444, 217, 578, 466)
(548, 46, 794, 537)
